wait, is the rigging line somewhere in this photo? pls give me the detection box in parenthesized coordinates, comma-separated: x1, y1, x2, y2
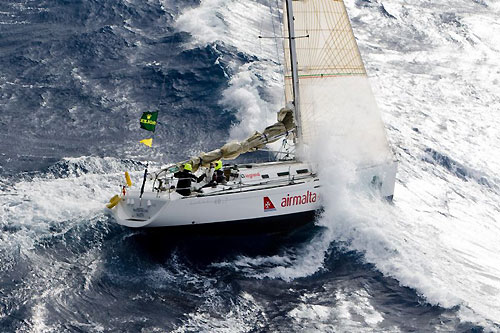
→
(274, 0, 285, 108)
(266, 0, 275, 163)
(258, 1, 266, 57)
(140, 13, 175, 193)
(268, 0, 281, 63)
(155, 9, 178, 128)
(154, 73, 166, 142)
(156, 73, 167, 110)
(139, 5, 178, 199)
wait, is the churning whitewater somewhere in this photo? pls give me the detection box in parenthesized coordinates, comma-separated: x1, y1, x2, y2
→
(1, 0, 499, 331)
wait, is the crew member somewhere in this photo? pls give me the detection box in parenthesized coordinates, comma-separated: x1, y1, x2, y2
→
(197, 162, 215, 185)
(173, 163, 198, 196)
(213, 160, 226, 184)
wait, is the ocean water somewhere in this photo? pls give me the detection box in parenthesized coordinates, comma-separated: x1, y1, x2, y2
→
(1, 0, 499, 332)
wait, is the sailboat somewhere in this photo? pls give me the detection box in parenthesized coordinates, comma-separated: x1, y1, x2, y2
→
(106, 0, 397, 230)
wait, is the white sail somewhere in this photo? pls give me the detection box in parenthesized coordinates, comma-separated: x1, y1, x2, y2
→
(283, 0, 393, 166)
(107, 0, 397, 230)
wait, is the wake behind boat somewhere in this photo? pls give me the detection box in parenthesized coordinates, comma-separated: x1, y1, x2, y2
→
(106, 0, 397, 230)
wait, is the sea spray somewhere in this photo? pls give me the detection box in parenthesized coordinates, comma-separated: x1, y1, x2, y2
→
(306, 120, 500, 328)
(175, 0, 285, 141)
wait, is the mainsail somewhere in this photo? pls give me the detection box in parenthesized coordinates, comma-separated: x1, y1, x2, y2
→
(283, 0, 393, 165)
(168, 0, 393, 172)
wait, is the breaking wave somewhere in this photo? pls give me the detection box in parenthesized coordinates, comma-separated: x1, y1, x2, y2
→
(1, 0, 500, 331)
(175, 0, 285, 141)
(176, 0, 500, 330)
(423, 147, 499, 191)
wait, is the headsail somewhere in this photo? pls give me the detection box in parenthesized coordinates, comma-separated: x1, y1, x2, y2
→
(283, 0, 393, 165)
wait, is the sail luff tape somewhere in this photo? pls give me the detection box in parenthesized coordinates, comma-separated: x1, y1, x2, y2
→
(125, 171, 132, 187)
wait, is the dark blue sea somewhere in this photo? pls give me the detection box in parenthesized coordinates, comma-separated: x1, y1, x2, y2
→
(1, 0, 499, 331)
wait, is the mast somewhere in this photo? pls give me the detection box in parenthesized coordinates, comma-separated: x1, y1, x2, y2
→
(284, 0, 303, 141)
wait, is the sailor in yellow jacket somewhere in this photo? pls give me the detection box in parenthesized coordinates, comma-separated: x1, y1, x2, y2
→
(173, 163, 198, 196)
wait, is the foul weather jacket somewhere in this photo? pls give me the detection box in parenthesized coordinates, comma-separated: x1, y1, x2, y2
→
(173, 170, 198, 196)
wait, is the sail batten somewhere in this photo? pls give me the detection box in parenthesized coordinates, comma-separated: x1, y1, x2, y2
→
(283, 0, 392, 165)
(284, 0, 366, 77)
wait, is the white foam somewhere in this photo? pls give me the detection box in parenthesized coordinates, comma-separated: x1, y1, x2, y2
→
(288, 289, 389, 332)
(320, 0, 500, 328)
(200, 0, 500, 329)
(175, 0, 285, 140)
(175, 0, 280, 59)
(31, 303, 51, 333)
(0, 157, 144, 252)
(3, 0, 499, 329)
(223, 62, 284, 141)
(0, 157, 141, 331)
(172, 289, 266, 333)
(212, 230, 330, 281)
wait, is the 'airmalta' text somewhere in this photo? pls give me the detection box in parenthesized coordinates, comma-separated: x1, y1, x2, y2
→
(281, 191, 317, 207)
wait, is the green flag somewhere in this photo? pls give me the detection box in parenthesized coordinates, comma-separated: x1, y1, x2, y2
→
(140, 111, 158, 132)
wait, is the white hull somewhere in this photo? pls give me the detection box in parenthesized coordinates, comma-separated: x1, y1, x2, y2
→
(107, 160, 397, 229)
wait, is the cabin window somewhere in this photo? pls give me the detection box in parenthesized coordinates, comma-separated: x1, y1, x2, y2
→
(296, 169, 309, 174)
(277, 171, 289, 177)
(261, 174, 269, 179)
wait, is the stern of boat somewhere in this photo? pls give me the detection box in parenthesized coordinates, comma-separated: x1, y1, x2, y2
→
(106, 191, 170, 228)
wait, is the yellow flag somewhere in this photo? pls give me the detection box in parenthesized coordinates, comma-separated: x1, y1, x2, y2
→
(140, 138, 153, 147)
